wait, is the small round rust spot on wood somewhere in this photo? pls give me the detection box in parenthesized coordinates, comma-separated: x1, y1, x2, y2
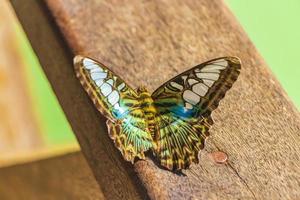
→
(210, 151, 228, 164)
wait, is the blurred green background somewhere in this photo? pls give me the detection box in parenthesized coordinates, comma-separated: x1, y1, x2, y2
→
(18, 1, 300, 147)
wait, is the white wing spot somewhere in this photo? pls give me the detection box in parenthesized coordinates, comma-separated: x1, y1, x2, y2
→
(83, 58, 98, 70)
(193, 83, 209, 96)
(183, 90, 200, 105)
(114, 103, 125, 114)
(106, 79, 114, 86)
(188, 79, 198, 85)
(114, 103, 120, 110)
(117, 83, 125, 91)
(100, 83, 112, 96)
(95, 79, 104, 87)
(91, 72, 107, 80)
(196, 72, 219, 80)
(90, 68, 103, 73)
(185, 102, 193, 110)
(203, 79, 214, 87)
(108, 90, 119, 105)
(201, 64, 226, 72)
(170, 81, 183, 90)
(182, 75, 188, 82)
(211, 59, 228, 66)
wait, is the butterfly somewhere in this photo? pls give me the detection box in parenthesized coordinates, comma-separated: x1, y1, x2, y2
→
(74, 55, 241, 170)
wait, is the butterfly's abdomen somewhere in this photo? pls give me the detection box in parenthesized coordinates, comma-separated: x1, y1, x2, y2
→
(139, 91, 157, 135)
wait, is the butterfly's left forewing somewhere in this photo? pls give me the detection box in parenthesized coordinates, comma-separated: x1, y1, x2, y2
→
(152, 57, 241, 170)
(74, 55, 153, 162)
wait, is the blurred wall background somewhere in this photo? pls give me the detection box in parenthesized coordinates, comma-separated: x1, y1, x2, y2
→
(0, 0, 299, 162)
(227, 0, 300, 109)
(0, 0, 78, 166)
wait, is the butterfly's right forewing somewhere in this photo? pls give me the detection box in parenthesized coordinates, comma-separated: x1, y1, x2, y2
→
(152, 57, 241, 170)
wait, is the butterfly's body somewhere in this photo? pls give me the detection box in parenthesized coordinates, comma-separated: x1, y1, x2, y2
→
(74, 55, 241, 170)
(135, 87, 157, 134)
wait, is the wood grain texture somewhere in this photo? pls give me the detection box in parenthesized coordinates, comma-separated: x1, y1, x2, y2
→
(0, 151, 104, 200)
(11, 0, 300, 199)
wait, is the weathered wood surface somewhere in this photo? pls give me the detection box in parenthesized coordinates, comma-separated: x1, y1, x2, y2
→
(0, 151, 104, 200)
(0, 0, 41, 165)
(11, 0, 300, 199)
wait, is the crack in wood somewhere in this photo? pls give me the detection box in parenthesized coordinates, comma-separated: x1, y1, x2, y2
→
(227, 162, 257, 200)
(211, 140, 257, 199)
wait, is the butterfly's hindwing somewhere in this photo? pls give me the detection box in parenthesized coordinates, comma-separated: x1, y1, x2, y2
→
(106, 118, 153, 162)
(74, 55, 154, 162)
(152, 57, 241, 170)
(155, 114, 212, 170)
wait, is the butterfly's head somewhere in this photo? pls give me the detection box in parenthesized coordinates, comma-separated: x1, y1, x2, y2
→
(136, 86, 149, 94)
(136, 86, 152, 99)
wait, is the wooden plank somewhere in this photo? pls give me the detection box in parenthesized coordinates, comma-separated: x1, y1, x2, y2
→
(11, 0, 300, 199)
(0, 143, 79, 168)
(0, 151, 105, 200)
(0, 0, 42, 163)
